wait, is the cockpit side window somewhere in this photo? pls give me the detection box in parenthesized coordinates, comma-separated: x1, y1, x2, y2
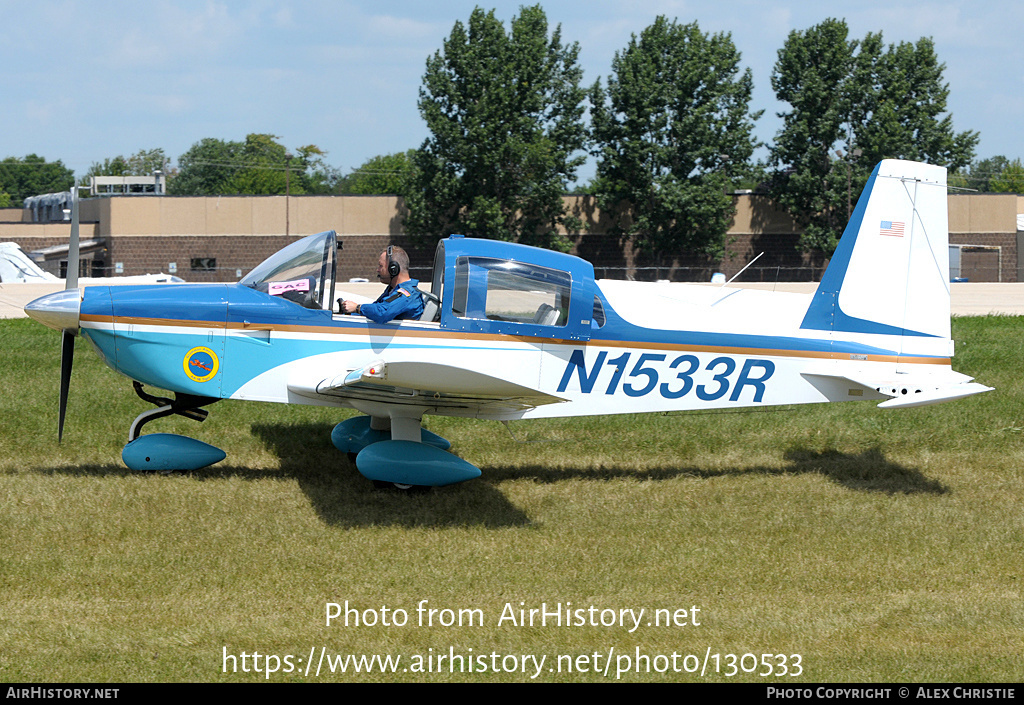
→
(592, 296, 606, 328)
(452, 257, 571, 327)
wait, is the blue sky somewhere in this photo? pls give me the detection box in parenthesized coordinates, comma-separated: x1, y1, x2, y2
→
(2, 1, 1020, 184)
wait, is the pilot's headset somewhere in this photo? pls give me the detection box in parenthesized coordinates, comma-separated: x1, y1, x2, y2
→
(386, 245, 400, 281)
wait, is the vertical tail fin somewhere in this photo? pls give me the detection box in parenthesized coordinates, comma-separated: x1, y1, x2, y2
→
(801, 160, 950, 342)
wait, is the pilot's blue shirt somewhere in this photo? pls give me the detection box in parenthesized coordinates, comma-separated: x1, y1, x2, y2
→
(359, 279, 424, 324)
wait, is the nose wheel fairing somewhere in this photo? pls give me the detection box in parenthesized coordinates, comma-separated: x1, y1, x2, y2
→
(122, 433, 226, 472)
(121, 382, 224, 472)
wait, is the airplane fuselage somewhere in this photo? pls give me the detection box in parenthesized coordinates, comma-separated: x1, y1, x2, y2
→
(75, 277, 957, 423)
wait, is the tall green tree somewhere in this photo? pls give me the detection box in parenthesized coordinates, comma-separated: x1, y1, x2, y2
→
(770, 20, 978, 254)
(848, 35, 977, 171)
(405, 5, 588, 250)
(769, 19, 857, 255)
(0, 154, 75, 207)
(339, 150, 417, 195)
(169, 134, 333, 196)
(590, 17, 760, 259)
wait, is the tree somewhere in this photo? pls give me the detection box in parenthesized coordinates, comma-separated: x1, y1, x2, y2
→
(957, 155, 1014, 192)
(848, 35, 977, 171)
(168, 137, 236, 195)
(223, 133, 294, 195)
(303, 149, 343, 195)
(405, 5, 588, 251)
(768, 19, 858, 255)
(82, 148, 172, 186)
(338, 150, 417, 195)
(589, 17, 760, 259)
(990, 158, 1024, 193)
(86, 155, 131, 177)
(0, 154, 75, 207)
(169, 134, 334, 196)
(770, 20, 978, 254)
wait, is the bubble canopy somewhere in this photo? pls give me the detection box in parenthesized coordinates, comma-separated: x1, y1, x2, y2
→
(240, 230, 337, 310)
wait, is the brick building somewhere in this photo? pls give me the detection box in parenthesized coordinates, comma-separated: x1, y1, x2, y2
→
(0, 191, 1020, 283)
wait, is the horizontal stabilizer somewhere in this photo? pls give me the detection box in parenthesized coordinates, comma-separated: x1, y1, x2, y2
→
(802, 371, 992, 409)
(876, 382, 993, 409)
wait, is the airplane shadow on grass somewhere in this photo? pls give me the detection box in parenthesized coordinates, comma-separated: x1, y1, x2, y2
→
(250, 424, 948, 523)
(31, 425, 946, 529)
(481, 446, 948, 496)
(250, 422, 534, 529)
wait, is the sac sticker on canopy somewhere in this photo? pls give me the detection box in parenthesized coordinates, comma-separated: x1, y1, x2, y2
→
(184, 346, 219, 383)
(268, 279, 311, 296)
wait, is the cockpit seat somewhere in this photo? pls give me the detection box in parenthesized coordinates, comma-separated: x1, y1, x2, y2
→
(533, 303, 559, 326)
(419, 290, 441, 322)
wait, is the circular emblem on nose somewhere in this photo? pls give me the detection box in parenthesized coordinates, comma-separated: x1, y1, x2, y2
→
(183, 346, 219, 383)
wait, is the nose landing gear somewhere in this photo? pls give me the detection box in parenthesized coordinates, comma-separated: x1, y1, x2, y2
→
(121, 382, 224, 472)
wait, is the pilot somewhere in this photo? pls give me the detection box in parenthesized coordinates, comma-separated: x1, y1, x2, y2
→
(340, 245, 424, 323)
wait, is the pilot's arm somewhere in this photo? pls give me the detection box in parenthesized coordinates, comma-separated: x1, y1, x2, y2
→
(354, 284, 424, 323)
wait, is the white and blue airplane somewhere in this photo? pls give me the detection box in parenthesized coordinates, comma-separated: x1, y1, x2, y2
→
(25, 160, 992, 488)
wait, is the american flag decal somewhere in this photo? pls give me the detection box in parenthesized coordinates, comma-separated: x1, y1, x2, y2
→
(880, 220, 905, 237)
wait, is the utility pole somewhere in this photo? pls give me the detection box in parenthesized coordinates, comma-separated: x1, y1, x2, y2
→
(285, 152, 293, 237)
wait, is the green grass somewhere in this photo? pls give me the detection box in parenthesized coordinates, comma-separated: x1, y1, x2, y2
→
(0, 316, 1021, 682)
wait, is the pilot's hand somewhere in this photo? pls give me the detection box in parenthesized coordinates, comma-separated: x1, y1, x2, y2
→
(340, 299, 360, 315)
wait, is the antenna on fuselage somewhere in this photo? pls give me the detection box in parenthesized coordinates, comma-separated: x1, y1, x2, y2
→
(720, 251, 764, 288)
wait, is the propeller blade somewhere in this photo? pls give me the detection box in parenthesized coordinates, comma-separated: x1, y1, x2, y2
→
(66, 184, 80, 290)
(58, 184, 80, 442)
(58, 330, 74, 442)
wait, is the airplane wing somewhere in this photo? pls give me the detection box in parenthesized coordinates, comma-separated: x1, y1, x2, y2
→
(288, 359, 569, 414)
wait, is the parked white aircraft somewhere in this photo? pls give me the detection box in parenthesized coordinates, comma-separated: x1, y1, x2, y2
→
(0, 241, 182, 285)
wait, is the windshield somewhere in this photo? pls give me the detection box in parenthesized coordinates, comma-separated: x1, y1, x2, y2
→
(240, 230, 337, 310)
